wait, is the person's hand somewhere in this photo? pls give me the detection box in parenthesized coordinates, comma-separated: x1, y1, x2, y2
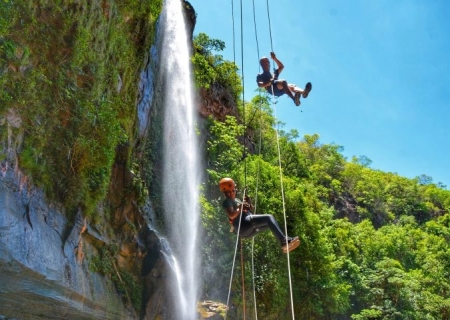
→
(270, 52, 276, 59)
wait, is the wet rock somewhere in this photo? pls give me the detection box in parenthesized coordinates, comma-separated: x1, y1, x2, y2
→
(183, 0, 197, 40)
(198, 85, 238, 120)
(0, 166, 136, 319)
(197, 300, 227, 319)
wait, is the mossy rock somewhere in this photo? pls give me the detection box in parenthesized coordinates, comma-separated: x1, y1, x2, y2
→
(197, 300, 227, 319)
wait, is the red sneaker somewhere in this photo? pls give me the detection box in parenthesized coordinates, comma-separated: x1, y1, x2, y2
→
(281, 237, 300, 253)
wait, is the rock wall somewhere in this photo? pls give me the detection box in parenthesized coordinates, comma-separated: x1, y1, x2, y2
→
(0, 1, 179, 319)
(0, 161, 135, 319)
(0, 1, 235, 319)
(0, 119, 179, 320)
(198, 85, 239, 120)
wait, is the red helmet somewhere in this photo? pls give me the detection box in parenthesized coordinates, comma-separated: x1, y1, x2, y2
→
(219, 178, 236, 192)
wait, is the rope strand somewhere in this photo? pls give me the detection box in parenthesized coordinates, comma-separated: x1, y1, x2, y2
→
(240, 0, 247, 187)
(241, 240, 246, 320)
(251, 238, 258, 320)
(225, 189, 247, 320)
(227, 2, 297, 319)
(273, 104, 296, 320)
(231, 0, 236, 64)
(266, 0, 274, 52)
(252, 0, 260, 65)
(251, 3, 263, 318)
(265, 3, 295, 317)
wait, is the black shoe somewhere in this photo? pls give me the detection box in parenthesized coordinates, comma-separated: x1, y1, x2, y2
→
(294, 92, 301, 106)
(302, 82, 312, 98)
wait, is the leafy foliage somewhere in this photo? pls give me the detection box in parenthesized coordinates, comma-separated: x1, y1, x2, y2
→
(0, 0, 162, 216)
(89, 244, 143, 311)
(198, 33, 450, 319)
(191, 32, 242, 103)
(3, 2, 450, 318)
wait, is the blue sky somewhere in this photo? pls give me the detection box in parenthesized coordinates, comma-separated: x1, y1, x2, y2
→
(190, 0, 450, 188)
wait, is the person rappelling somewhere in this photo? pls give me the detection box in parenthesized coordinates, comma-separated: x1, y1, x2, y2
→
(257, 52, 312, 107)
(219, 177, 300, 253)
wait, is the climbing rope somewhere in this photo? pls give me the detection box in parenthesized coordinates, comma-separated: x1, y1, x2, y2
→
(231, 0, 236, 64)
(226, 1, 298, 319)
(266, 0, 274, 52)
(240, 0, 247, 187)
(273, 103, 296, 320)
(225, 188, 246, 320)
(251, 0, 265, 317)
(240, 240, 246, 320)
(238, 0, 250, 315)
(225, 0, 248, 318)
(264, 0, 296, 318)
(252, 0, 260, 66)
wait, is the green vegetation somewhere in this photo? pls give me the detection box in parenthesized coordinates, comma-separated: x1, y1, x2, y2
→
(0, 0, 162, 217)
(0, 1, 162, 314)
(2, 0, 449, 317)
(195, 37, 450, 319)
(192, 33, 242, 104)
(89, 244, 143, 311)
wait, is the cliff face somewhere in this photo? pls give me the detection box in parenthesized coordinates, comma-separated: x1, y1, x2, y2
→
(0, 1, 236, 318)
(0, 147, 180, 319)
(198, 84, 239, 120)
(0, 1, 175, 319)
(0, 165, 135, 319)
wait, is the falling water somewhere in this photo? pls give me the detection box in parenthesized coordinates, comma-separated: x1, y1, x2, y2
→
(159, 0, 200, 318)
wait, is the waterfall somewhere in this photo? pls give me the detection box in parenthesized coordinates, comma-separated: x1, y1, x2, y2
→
(158, 0, 201, 318)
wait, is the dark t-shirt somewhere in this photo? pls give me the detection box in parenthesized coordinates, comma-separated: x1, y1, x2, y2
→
(256, 70, 279, 84)
(256, 69, 284, 96)
(222, 198, 248, 227)
(222, 197, 242, 212)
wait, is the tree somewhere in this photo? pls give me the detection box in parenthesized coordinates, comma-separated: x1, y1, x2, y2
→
(205, 115, 245, 184)
(191, 32, 242, 101)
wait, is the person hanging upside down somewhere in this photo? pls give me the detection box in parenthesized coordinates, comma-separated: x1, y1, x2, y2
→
(257, 52, 312, 107)
(219, 177, 300, 253)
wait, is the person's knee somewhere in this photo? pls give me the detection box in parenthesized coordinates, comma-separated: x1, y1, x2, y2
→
(258, 214, 276, 225)
(267, 214, 277, 223)
(280, 80, 288, 88)
(274, 79, 287, 88)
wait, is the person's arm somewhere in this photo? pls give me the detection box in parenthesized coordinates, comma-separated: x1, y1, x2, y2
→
(244, 195, 254, 211)
(225, 205, 240, 220)
(271, 52, 284, 75)
(257, 75, 272, 89)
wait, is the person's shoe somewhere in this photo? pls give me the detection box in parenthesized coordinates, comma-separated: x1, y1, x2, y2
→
(281, 236, 300, 253)
(294, 92, 301, 106)
(302, 82, 312, 98)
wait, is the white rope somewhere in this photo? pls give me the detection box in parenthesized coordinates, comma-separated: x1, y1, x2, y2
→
(225, 188, 247, 320)
(250, 102, 264, 320)
(251, 238, 258, 320)
(272, 97, 296, 320)
(225, 0, 296, 318)
(249, 116, 262, 320)
(265, 0, 295, 315)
